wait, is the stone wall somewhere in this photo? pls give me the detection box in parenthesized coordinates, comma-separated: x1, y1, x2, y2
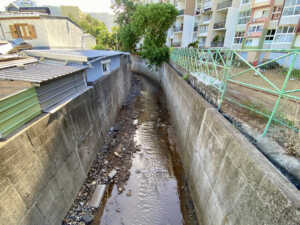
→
(131, 55, 300, 225)
(0, 60, 131, 225)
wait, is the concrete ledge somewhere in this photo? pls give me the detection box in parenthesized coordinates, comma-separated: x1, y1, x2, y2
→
(131, 56, 300, 225)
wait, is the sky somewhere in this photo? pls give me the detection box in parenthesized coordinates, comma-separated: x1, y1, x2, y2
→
(0, 0, 114, 13)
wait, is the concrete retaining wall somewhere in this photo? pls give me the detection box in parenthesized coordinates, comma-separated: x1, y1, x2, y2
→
(131, 55, 300, 225)
(0, 60, 131, 225)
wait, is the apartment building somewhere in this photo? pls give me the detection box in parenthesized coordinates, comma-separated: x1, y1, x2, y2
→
(165, 0, 299, 50)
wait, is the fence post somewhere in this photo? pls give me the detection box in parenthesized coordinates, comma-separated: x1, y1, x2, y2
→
(218, 50, 234, 110)
(261, 53, 297, 137)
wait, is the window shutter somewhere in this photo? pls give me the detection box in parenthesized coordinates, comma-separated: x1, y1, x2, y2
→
(28, 25, 37, 39)
(9, 25, 18, 39)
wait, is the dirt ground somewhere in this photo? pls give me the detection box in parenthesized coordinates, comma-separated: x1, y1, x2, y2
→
(200, 65, 300, 156)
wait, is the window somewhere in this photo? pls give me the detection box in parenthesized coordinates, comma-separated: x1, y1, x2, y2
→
(274, 26, 296, 42)
(245, 38, 253, 46)
(9, 24, 37, 40)
(241, 0, 250, 4)
(238, 10, 251, 24)
(234, 31, 245, 44)
(101, 59, 111, 75)
(199, 25, 208, 33)
(262, 10, 270, 17)
(248, 25, 263, 32)
(264, 29, 276, 43)
(272, 6, 282, 20)
(282, 0, 300, 16)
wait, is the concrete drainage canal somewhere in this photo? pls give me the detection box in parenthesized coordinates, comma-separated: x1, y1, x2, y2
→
(63, 74, 199, 225)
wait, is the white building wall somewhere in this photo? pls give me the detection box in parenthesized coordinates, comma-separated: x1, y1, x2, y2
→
(0, 17, 50, 47)
(182, 15, 194, 47)
(0, 16, 95, 49)
(224, 7, 239, 48)
(43, 18, 84, 49)
(280, 15, 300, 25)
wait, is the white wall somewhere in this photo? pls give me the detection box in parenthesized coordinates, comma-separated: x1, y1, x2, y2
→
(43, 18, 84, 49)
(0, 16, 95, 49)
(0, 18, 50, 47)
(224, 7, 239, 48)
(182, 15, 194, 47)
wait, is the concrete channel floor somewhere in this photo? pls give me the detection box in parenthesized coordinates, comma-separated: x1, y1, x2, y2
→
(94, 77, 198, 225)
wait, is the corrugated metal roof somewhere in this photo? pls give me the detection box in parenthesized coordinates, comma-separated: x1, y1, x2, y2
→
(0, 57, 38, 69)
(0, 62, 87, 83)
(25, 49, 128, 62)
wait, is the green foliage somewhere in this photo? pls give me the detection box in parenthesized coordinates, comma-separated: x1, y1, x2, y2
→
(114, 1, 178, 66)
(132, 3, 178, 65)
(119, 24, 139, 52)
(188, 40, 199, 48)
(183, 73, 189, 80)
(259, 60, 280, 70)
(140, 37, 170, 66)
(70, 14, 118, 50)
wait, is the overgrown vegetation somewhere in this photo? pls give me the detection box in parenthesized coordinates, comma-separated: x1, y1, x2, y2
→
(114, 0, 178, 66)
(183, 74, 190, 81)
(70, 14, 119, 50)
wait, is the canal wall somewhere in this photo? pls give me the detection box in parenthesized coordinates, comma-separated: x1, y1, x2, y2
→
(0, 58, 132, 225)
(131, 55, 300, 225)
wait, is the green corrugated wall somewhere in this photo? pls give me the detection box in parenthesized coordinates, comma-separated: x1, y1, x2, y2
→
(0, 87, 42, 138)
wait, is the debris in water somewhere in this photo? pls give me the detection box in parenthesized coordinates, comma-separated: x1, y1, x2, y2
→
(88, 185, 107, 208)
(114, 152, 121, 157)
(126, 189, 132, 197)
(82, 214, 94, 224)
(108, 169, 117, 179)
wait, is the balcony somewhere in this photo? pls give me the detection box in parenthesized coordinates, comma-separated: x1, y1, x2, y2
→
(217, 1, 232, 10)
(203, 1, 212, 10)
(172, 41, 182, 47)
(211, 41, 224, 47)
(251, 17, 267, 23)
(202, 17, 211, 24)
(173, 24, 183, 32)
(247, 31, 263, 37)
(213, 22, 226, 30)
(252, 0, 271, 8)
(178, 9, 184, 16)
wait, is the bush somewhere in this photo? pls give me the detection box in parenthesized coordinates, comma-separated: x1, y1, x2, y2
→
(259, 60, 280, 70)
(183, 73, 189, 80)
(119, 24, 139, 53)
(188, 40, 199, 48)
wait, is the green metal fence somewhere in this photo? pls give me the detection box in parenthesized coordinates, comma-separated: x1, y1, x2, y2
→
(0, 87, 42, 138)
(170, 48, 300, 137)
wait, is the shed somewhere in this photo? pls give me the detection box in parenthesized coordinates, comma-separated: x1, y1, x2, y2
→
(0, 60, 88, 113)
(24, 49, 129, 84)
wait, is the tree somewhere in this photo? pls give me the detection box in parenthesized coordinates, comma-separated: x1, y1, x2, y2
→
(113, 0, 140, 52)
(131, 3, 178, 65)
(114, 1, 178, 65)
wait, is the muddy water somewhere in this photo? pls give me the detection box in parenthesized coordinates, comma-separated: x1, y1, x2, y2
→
(95, 77, 198, 225)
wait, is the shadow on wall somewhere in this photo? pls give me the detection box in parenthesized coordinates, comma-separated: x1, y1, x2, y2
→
(131, 55, 300, 225)
(0, 58, 132, 225)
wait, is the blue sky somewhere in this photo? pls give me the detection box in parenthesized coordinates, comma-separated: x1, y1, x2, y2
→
(0, 0, 114, 13)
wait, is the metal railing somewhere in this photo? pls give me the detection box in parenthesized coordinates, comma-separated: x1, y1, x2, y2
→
(213, 22, 226, 29)
(170, 48, 300, 137)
